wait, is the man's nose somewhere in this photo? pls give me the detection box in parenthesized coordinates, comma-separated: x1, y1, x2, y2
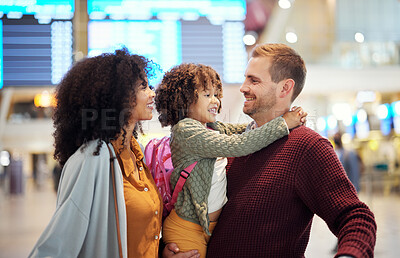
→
(240, 81, 249, 93)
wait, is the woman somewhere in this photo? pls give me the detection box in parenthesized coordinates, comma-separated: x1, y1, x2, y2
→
(29, 49, 198, 258)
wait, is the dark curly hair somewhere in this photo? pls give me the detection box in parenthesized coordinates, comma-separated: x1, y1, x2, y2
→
(155, 63, 223, 127)
(53, 48, 154, 165)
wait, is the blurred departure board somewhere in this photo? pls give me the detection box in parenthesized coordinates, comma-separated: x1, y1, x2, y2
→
(0, 20, 2, 89)
(1, 17, 72, 87)
(87, 1, 247, 85)
(88, 18, 247, 85)
(88, 20, 180, 86)
(87, 0, 245, 20)
(0, 0, 74, 19)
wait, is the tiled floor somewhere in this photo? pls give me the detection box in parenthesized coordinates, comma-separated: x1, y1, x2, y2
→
(0, 178, 399, 258)
(0, 179, 56, 258)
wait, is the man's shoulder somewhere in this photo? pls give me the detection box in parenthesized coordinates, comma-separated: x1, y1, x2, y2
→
(286, 126, 332, 149)
(289, 126, 322, 140)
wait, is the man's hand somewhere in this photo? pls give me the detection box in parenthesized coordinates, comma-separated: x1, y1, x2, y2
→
(162, 243, 200, 258)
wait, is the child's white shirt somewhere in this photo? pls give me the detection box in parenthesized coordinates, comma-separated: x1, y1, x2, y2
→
(208, 157, 228, 213)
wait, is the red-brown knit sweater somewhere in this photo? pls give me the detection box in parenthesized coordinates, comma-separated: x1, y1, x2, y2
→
(207, 126, 376, 258)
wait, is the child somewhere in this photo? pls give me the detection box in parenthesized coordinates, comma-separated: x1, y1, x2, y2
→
(153, 63, 306, 257)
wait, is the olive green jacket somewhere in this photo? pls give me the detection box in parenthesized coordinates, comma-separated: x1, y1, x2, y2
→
(170, 117, 289, 235)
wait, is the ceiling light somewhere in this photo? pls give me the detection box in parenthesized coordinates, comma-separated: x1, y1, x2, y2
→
(286, 32, 297, 43)
(278, 0, 291, 9)
(243, 31, 258, 46)
(354, 32, 364, 43)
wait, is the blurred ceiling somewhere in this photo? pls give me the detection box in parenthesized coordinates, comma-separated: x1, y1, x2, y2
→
(246, 0, 400, 95)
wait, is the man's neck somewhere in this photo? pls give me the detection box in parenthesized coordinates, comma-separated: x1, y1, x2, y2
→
(252, 110, 286, 127)
(254, 117, 273, 127)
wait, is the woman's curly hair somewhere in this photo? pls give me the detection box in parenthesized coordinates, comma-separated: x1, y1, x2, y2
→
(53, 48, 153, 165)
(155, 63, 223, 127)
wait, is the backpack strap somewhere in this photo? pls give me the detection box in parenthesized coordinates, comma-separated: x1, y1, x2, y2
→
(170, 161, 198, 206)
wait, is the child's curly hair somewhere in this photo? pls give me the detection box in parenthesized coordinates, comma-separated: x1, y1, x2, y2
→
(53, 48, 154, 165)
(155, 63, 223, 127)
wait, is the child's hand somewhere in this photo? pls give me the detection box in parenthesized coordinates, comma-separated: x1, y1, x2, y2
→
(282, 106, 307, 129)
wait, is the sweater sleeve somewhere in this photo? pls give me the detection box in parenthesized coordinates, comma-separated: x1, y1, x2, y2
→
(172, 117, 289, 159)
(207, 121, 248, 135)
(295, 137, 376, 258)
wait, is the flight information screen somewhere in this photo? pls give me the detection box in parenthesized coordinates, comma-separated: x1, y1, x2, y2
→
(88, 20, 180, 86)
(0, 1, 74, 87)
(1, 17, 73, 87)
(87, 0, 245, 20)
(0, 0, 247, 87)
(0, 20, 2, 89)
(88, 18, 247, 85)
(0, 0, 74, 19)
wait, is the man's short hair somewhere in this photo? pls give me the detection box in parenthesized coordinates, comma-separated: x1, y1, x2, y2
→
(251, 44, 307, 102)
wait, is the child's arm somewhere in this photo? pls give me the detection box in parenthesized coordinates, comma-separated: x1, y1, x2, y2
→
(208, 106, 307, 135)
(171, 115, 297, 159)
(207, 122, 248, 135)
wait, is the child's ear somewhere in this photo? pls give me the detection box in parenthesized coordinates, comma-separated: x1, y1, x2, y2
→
(279, 79, 294, 98)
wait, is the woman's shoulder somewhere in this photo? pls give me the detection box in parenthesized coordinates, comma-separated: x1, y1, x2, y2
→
(60, 140, 111, 193)
(65, 140, 109, 167)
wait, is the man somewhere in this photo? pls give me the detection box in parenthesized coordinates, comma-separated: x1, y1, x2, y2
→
(207, 44, 376, 257)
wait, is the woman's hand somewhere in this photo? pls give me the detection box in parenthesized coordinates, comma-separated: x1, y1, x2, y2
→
(162, 243, 200, 258)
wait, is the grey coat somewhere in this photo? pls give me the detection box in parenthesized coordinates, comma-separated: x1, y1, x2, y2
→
(29, 141, 128, 258)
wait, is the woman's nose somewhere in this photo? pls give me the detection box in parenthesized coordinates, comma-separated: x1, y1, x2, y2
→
(149, 88, 156, 98)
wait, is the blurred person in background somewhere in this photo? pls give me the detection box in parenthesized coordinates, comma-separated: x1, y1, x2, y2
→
(34, 155, 48, 189)
(51, 163, 62, 192)
(206, 43, 376, 258)
(29, 48, 198, 258)
(331, 131, 363, 254)
(333, 132, 361, 192)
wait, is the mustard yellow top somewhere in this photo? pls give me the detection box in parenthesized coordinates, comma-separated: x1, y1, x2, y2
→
(112, 137, 162, 258)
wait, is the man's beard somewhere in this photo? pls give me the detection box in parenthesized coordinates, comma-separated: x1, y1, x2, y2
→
(243, 97, 276, 118)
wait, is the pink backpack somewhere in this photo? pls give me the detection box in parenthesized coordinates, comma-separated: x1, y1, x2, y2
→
(144, 136, 197, 220)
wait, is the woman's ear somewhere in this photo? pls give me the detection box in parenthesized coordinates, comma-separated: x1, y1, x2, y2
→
(279, 79, 295, 98)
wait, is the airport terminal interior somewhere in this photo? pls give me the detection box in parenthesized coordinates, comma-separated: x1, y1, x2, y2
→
(1, 0, 400, 257)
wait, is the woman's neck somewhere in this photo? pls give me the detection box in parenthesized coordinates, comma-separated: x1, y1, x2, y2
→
(114, 125, 135, 150)
(123, 132, 133, 149)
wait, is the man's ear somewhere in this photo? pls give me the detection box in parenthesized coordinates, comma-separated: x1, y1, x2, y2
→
(279, 79, 295, 98)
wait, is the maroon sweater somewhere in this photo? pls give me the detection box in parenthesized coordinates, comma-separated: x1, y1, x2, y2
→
(207, 126, 376, 258)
